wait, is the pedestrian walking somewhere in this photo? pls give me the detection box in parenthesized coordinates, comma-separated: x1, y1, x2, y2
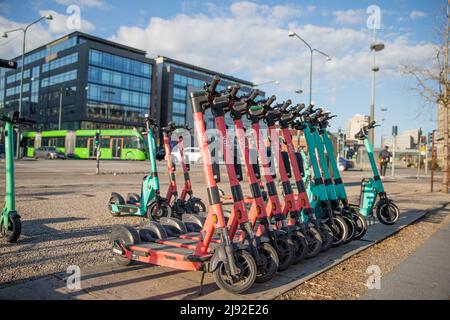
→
(379, 146, 391, 177)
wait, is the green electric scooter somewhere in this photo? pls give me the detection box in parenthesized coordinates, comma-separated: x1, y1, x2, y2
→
(108, 116, 172, 220)
(313, 109, 368, 239)
(1, 111, 33, 243)
(291, 107, 349, 247)
(355, 121, 399, 225)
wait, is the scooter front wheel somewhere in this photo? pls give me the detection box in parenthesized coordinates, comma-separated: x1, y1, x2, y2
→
(275, 234, 295, 272)
(213, 250, 257, 294)
(342, 215, 356, 244)
(331, 216, 348, 247)
(319, 223, 334, 252)
(352, 213, 368, 240)
(191, 199, 207, 214)
(291, 229, 308, 264)
(304, 226, 322, 259)
(255, 243, 279, 283)
(376, 201, 399, 225)
(0, 216, 21, 243)
(147, 201, 172, 221)
(108, 194, 124, 217)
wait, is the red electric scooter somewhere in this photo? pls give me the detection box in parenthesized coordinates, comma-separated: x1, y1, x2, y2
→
(110, 91, 257, 294)
(162, 122, 206, 218)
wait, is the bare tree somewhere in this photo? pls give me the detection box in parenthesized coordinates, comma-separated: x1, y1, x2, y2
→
(401, 0, 450, 193)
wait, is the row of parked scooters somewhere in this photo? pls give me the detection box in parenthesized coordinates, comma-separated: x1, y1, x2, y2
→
(108, 76, 400, 294)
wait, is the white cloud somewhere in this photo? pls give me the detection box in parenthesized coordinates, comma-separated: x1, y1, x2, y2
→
(410, 10, 427, 19)
(109, 2, 434, 95)
(54, 0, 107, 9)
(333, 9, 365, 25)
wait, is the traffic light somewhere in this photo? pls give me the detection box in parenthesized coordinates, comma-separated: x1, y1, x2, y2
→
(428, 132, 434, 144)
(0, 59, 17, 69)
(420, 135, 427, 145)
(392, 126, 398, 137)
(94, 132, 100, 147)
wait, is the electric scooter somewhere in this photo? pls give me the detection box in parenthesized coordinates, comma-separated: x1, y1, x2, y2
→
(162, 122, 206, 217)
(174, 81, 280, 283)
(228, 89, 296, 272)
(0, 111, 32, 243)
(111, 85, 257, 294)
(267, 101, 333, 255)
(108, 117, 172, 220)
(308, 113, 357, 243)
(246, 97, 309, 264)
(355, 121, 400, 225)
(315, 110, 368, 239)
(291, 106, 349, 246)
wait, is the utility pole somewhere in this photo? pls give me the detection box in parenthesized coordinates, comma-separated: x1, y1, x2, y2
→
(95, 130, 101, 175)
(431, 130, 436, 192)
(443, 0, 450, 193)
(391, 126, 398, 177)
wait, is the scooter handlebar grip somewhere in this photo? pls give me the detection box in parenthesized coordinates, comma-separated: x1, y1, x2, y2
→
(209, 76, 221, 93)
(247, 89, 260, 102)
(281, 99, 292, 113)
(229, 84, 240, 98)
(265, 95, 276, 107)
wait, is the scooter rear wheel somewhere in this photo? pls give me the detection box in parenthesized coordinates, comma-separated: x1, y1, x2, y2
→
(255, 243, 279, 283)
(376, 201, 399, 225)
(352, 213, 368, 240)
(275, 234, 295, 272)
(319, 223, 334, 252)
(291, 229, 308, 264)
(108, 195, 123, 217)
(305, 226, 322, 259)
(0, 216, 21, 243)
(331, 216, 349, 247)
(213, 250, 257, 294)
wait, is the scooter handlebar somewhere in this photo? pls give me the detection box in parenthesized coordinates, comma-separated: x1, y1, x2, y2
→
(207, 76, 221, 94)
(280, 99, 292, 113)
(228, 84, 240, 98)
(247, 89, 261, 102)
(264, 95, 276, 108)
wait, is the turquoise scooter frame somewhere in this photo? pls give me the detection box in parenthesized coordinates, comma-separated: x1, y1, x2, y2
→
(315, 110, 368, 239)
(1, 111, 32, 243)
(309, 119, 357, 243)
(108, 116, 171, 220)
(291, 106, 349, 247)
(355, 121, 399, 225)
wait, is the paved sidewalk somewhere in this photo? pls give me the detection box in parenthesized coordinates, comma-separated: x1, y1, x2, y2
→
(362, 222, 450, 300)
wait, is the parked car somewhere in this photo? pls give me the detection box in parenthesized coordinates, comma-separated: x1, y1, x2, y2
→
(34, 146, 66, 160)
(172, 147, 202, 164)
(155, 147, 166, 161)
(338, 157, 354, 172)
(0, 144, 4, 159)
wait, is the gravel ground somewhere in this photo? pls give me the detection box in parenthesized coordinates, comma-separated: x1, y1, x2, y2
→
(0, 160, 447, 293)
(278, 202, 450, 300)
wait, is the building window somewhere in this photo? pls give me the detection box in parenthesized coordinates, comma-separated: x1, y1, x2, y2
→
(87, 83, 150, 109)
(6, 69, 30, 84)
(42, 53, 78, 73)
(88, 66, 151, 93)
(173, 101, 186, 114)
(6, 83, 30, 97)
(172, 114, 185, 126)
(173, 87, 187, 101)
(41, 70, 77, 88)
(89, 49, 152, 78)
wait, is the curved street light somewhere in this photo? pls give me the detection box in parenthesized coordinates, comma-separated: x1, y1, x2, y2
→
(288, 31, 332, 105)
(2, 14, 53, 158)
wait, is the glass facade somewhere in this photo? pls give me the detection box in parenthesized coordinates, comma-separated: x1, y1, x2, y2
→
(6, 83, 30, 97)
(41, 70, 77, 88)
(42, 52, 78, 73)
(87, 49, 152, 123)
(6, 69, 30, 84)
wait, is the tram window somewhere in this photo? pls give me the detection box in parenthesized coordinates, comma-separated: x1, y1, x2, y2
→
(76, 136, 89, 148)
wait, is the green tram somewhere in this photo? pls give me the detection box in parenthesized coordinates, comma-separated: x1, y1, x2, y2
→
(21, 129, 147, 161)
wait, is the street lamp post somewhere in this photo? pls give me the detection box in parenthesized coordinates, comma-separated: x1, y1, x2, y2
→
(288, 31, 332, 105)
(380, 108, 388, 147)
(2, 14, 53, 158)
(253, 80, 280, 87)
(369, 42, 385, 146)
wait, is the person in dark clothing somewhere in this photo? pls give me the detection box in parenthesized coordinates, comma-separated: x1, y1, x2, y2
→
(379, 146, 391, 177)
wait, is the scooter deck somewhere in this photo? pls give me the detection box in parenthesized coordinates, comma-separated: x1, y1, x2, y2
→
(158, 236, 221, 253)
(128, 241, 208, 271)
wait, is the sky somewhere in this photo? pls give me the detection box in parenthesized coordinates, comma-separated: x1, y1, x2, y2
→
(0, 0, 444, 146)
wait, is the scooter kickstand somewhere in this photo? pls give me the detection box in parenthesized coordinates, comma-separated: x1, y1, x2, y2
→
(198, 270, 206, 296)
